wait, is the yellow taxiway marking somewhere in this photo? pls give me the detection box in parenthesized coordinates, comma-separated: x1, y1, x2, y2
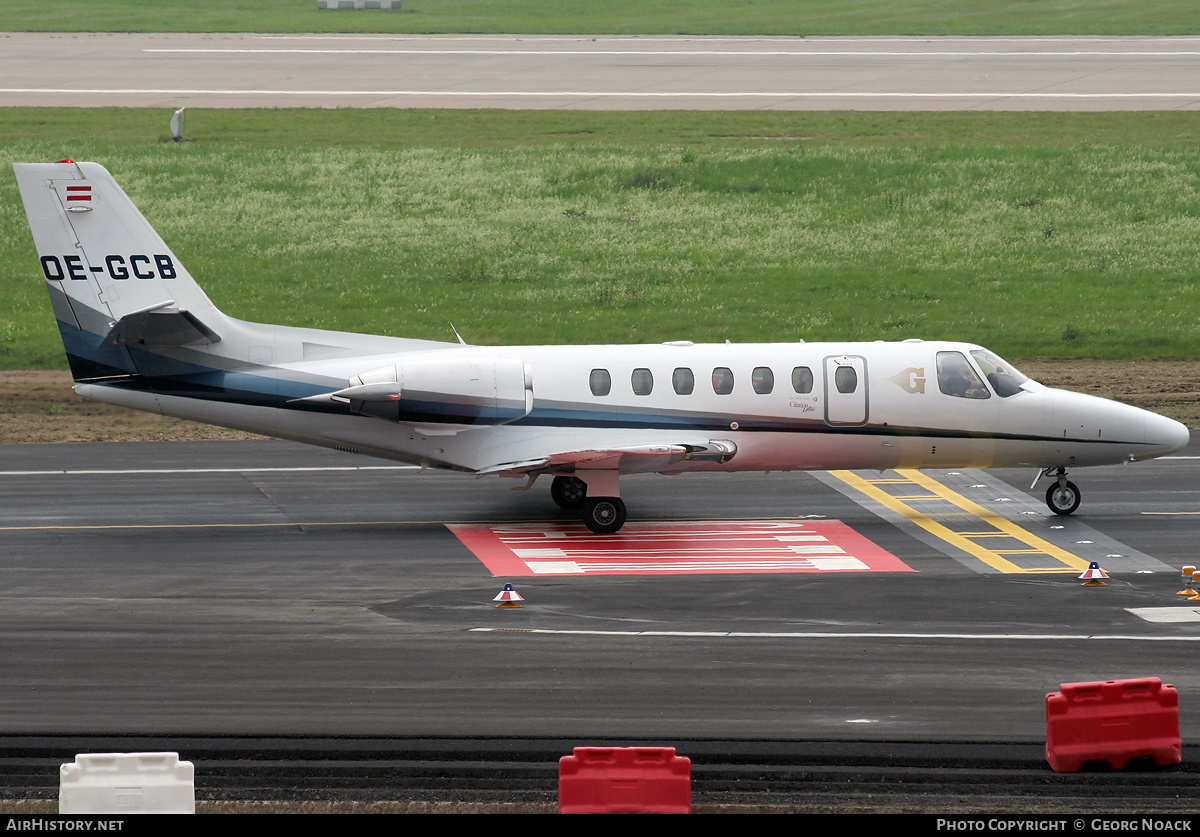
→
(830, 469, 1091, 574)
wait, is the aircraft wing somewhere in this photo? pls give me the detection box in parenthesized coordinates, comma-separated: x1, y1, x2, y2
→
(475, 440, 736, 478)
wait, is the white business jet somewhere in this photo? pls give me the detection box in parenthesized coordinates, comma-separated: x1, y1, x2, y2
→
(14, 161, 1190, 533)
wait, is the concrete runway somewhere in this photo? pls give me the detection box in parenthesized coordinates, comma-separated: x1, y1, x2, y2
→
(3, 32, 1200, 110)
(2, 436, 1198, 741)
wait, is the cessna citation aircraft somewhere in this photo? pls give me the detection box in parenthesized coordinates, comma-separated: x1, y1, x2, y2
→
(14, 161, 1192, 533)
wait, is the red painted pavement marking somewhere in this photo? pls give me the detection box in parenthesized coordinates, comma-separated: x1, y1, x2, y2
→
(448, 519, 912, 577)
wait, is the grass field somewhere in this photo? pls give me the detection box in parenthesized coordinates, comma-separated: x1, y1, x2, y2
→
(4, 109, 1200, 369)
(2, 0, 1199, 36)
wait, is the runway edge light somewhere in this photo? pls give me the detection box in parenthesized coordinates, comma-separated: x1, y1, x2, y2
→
(494, 583, 524, 608)
(1079, 562, 1109, 587)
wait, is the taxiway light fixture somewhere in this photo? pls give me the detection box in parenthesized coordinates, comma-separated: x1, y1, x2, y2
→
(1079, 562, 1109, 587)
(494, 583, 524, 609)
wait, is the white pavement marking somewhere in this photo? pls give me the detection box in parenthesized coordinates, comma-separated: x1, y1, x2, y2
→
(471, 627, 1200, 641)
(1127, 607, 1200, 623)
(145, 48, 1200, 57)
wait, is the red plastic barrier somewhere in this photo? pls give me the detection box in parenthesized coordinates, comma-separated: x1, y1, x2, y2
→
(558, 747, 692, 814)
(1045, 677, 1181, 772)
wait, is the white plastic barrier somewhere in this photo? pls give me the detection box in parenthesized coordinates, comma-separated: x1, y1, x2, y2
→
(59, 753, 195, 814)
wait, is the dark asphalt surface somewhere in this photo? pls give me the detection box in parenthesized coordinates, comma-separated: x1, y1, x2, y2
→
(2, 437, 1198, 743)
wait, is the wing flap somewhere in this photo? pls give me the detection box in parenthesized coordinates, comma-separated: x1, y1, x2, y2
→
(476, 440, 737, 478)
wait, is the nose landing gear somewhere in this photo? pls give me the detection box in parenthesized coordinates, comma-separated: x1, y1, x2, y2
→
(1037, 467, 1081, 516)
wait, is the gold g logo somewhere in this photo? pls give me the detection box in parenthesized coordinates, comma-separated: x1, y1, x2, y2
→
(888, 367, 926, 394)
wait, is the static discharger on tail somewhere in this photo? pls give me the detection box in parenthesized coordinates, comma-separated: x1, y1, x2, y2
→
(13, 161, 1191, 533)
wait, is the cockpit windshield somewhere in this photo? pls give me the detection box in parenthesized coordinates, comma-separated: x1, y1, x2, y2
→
(936, 351, 989, 399)
(969, 349, 1029, 398)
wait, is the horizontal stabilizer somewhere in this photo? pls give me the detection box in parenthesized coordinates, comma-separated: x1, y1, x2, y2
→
(98, 303, 221, 349)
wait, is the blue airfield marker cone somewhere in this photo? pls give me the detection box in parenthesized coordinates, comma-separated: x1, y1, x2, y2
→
(494, 583, 525, 608)
(1079, 561, 1109, 587)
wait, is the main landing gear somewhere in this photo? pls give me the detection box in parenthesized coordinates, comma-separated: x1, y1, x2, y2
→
(1037, 467, 1081, 516)
(550, 475, 627, 534)
(581, 497, 627, 534)
(550, 475, 587, 510)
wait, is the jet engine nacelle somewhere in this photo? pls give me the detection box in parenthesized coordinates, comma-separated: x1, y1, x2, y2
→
(334, 357, 533, 425)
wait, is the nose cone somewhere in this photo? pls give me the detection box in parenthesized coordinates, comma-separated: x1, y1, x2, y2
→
(1046, 388, 1190, 465)
(1136, 410, 1191, 460)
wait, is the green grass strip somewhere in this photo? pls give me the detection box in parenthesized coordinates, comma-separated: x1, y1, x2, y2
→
(4, 108, 1200, 367)
(3, 0, 1200, 36)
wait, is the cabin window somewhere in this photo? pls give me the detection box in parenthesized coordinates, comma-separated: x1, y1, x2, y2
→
(673, 367, 695, 395)
(631, 368, 654, 396)
(752, 367, 774, 395)
(589, 368, 611, 397)
(834, 366, 858, 394)
(936, 351, 989, 399)
(970, 349, 1028, 398)
(791, 366, 814, 394)
(712, 367, 734, 395)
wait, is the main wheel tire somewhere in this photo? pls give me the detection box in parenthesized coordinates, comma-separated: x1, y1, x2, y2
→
(550, 476, 588, 510)
(582, 497, 627, 534)
(1046, 480, 1081, 516)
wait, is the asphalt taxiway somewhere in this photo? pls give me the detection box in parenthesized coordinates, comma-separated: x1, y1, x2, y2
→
(2, 437, 1199, 742)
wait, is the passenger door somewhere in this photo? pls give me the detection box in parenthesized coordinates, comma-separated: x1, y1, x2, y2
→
(824, 355, 868, 426)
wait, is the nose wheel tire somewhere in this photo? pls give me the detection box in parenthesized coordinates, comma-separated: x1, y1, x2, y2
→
(1046, 481, 1081, 516)
(550, 476, 588, 510)
(582, 497, 627, 534)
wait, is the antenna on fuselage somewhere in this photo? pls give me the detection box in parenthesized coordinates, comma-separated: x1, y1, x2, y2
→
(450, 323, 468, 345)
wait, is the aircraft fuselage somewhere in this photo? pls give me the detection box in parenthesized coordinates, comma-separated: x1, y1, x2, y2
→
(74, 336, 1188, 477)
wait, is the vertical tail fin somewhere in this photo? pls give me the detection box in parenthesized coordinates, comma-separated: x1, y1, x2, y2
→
(13, 160, 222, 380)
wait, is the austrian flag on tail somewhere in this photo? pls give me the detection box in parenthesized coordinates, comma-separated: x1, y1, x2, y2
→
(53, 180, 95, 212)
